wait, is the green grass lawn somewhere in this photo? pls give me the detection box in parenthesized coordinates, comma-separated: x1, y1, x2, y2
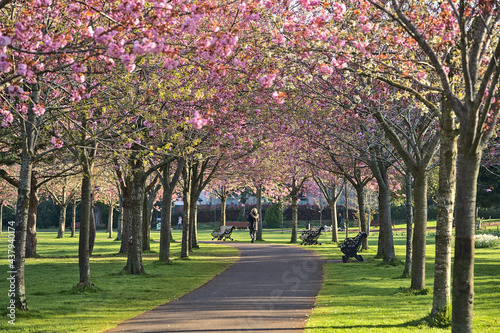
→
(300, 226, 500, 333)
(0, 223, 499, 332)
(0, 230, 239, 332)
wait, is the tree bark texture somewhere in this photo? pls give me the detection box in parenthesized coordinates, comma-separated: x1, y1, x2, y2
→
(220, 193, 227, 227)
(159, 191, 173, 263)
(331, 201, 338, 243)
(107, 204, 114, 238)
(142, 194, 150, 251)
(431, 111, 457, 318)
(57, 204, 69, 238)
(78, 170, 92, 286)
(159, 159, 184, 263)
(452, 149, 481, 333)
(14, 150, 32, 311)
(116, 194, 123, 241)
(14, 81, 40, 310)
(122, 161, 146, 275)
(25, 175, 38, 258)
(290, 179, 299, 244)
(189, 199, 199, 249)
(89, 203, 96, 256)
(378, 183, 395, 263)
(118, 177, 132, 254)
(256, 186, 263, 241)
(181, 164, 192, 258)
(0, 201, 3, 234)
(368, 155, 395, 263)
(402, 172, 413, 278)
(71, 198, 77, 237)
(355, 185, 369, 250)
(56, 187, 67, 238)
(410, 170, 428, 290)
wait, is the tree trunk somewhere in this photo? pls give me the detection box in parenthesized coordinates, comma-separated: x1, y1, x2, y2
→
(116, 194, 123, 241)
(290, 180, 299, 243)
(14, 141, 33, 311)
(256, 186, 263, 241)
(189, 197, 199, 249)
(378, 176, 396, 263)
(119, 180, 131, 254)
(159, 160, 184, 262)
(0, 201, 3, 234)
(402, 172, 413, 278)
(331, 198, 338, 243)
(89, 203, 96, 256)
(122, 162, 146, 274)
(78, 169, 92, 286)
(345, 182, 349, 239)
(431, 110, 457, 319)
(410, 170, 428, 290)
(71, 198, 77, 237)
(142, 194, 150, 251)
(220, 193, 227, 226)
(452, 148, 481, 332)
(25, 177, 38, 258)
(355, 185, 368, 250)
(14, 82, 40, 310)
(159, 188, 173, 262)
(181, 166, 191, 258)
(107, 204, 113, 238)
(181, 193, 190, 258)
(57, 204, 68, 238)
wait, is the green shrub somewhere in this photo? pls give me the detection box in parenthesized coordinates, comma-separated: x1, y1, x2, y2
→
(264, 204, 282, 228)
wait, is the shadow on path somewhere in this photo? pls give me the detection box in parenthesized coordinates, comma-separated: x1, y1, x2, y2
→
(106, 242, 324, 333)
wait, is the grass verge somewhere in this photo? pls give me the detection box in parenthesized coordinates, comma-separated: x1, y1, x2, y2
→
(302, 228, 500, 332)
(0, 231, 238, 332)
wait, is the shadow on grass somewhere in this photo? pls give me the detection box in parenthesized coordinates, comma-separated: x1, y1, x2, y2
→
(310, 316, 429, 330)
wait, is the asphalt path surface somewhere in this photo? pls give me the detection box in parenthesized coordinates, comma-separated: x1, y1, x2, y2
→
(106, 242, 324, 333)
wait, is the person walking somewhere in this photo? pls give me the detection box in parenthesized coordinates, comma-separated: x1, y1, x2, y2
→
(247, 208, 259, 243)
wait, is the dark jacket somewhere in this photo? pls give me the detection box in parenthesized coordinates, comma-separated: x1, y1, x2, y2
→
(247, 214, 258, 230)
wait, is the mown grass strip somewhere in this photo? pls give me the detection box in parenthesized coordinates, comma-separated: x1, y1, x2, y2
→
(0, 230, 238, 332)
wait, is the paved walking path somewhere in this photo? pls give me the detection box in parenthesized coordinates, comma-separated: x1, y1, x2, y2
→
(107, 242, 324, 333)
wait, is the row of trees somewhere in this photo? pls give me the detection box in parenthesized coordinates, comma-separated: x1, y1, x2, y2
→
(1, 1, 499, 332)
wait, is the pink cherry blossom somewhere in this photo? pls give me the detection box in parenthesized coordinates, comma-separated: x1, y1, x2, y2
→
(259, 73, 276, 88)
(319, 64, 333, 75)
(272, 34, 286, 44)
(416, 71, 427, 81)
(18, 63, 28, 76)
(332, 2, 346, 21)
(0, 34, 12, 47)
(32, 105, 45, 116)
(0, 109, 13, 127)
(189, 111, 208, 129)
(272, 91, 286, 104)
(51, 136, 63, 148)
(164, 57, 179, 70)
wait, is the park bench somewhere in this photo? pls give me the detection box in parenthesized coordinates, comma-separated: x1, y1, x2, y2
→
(211, 225, 236, 241)
(226, 221, 248, 229)
(299, 226, 325, 245)
(340, 231, 368, 263)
